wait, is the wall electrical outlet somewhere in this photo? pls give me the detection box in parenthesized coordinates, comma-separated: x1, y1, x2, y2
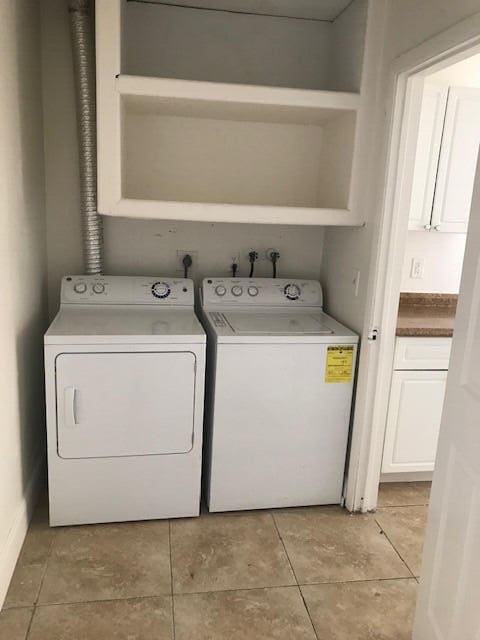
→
(410, 257, 425, 279)
(176, 250, 198, 276)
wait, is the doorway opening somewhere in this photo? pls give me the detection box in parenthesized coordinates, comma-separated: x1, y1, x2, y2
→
(379, 52, 480, 494)
(356, 42, 480, 512)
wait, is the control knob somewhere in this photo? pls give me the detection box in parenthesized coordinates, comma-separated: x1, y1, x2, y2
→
(231, 285, 243, 297)
(151, 281, 171, 299)
(247, 286, 259, 297)
(215, 285, 227, 297)
(73, 282, 87, 294)
(92, 282, 105, 294)
(284, 283, 301, 300)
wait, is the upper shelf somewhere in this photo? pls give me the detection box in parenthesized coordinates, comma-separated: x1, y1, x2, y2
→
(117, 75, 360, 125)
(96, 0, 369, 226)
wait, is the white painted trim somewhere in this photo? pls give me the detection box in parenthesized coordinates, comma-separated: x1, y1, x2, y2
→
(0, 454, 46, 608)
(108, 198, 363, 226)
(117, 74, 360, 115)
(96, 0, 122, 216)
(344, 12, 480, 513)
(380, 471, 433, 483)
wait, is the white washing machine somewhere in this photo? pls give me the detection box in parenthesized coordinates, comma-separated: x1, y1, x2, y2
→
(200, 277, 359, 512)
(44, 275, 205, 526)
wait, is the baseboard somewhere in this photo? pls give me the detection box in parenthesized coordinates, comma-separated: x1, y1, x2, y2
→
(380, 471, 434, 483)
(0, 454, 46, 608)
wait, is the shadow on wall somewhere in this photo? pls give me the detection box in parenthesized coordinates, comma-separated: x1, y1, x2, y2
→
(12, 0, 49, 492)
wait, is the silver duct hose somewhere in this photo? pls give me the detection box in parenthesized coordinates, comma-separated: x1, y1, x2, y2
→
(68, 0, 103, 274)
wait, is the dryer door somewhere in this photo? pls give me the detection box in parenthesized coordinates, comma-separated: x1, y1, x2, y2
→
(56, 351, 196, 458)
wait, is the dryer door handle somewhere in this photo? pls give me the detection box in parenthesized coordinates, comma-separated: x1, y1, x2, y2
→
(64, 387, 78, 427)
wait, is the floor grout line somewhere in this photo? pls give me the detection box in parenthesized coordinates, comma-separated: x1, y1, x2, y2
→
(22, 606, 35, 640)
(168, 520, 176, 640)
(373, 518, 417, 580)
(33, 529, 57, 607)
(377, 503, 429, 509)
(270, 513, 319, 640)
(24, 575, 420, 611)
(23, 500, 58, 639)
(33, 593, 173, 609)
(270, 513, 299, 586)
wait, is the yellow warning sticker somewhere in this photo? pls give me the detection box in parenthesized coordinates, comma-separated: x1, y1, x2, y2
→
(325, 345, 354, 383)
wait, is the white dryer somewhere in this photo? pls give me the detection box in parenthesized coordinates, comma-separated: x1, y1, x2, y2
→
(45, 275, 205, 526)
(200, 278, 359, 512)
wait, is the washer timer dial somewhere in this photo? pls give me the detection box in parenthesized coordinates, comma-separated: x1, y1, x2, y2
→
(284, 283, 301, 300)
(151, 281, 171, 299)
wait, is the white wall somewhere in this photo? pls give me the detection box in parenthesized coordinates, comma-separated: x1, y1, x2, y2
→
(0, 0, 48, 607)
(321, 0, 480, 332)
(41, 0, 326, 318)
(125, 2, 333, 90)
(328, 0, 480, 511)
(104, 218, 325, 283)
(401, 232, 467, 293)
(429, 52, 480, 87)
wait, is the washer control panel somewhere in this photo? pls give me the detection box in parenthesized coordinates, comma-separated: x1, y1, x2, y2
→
(61, 276, 194, 305)
(202, 278, 323, 307)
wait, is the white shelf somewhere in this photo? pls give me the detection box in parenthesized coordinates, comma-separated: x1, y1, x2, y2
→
(117, 75, 360, 125)
(96, 0, 367, 226)
(112, 199, 358, 226)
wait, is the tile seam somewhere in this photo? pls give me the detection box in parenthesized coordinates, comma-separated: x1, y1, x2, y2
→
(270, 513, 319, 640)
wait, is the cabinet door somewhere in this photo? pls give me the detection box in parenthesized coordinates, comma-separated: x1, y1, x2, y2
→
(382, 370, 447, 473)
(431, 86, 480, 233)
(408, 83, 449, 231)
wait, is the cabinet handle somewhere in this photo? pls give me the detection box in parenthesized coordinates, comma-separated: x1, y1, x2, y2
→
(434, 224, 441, 231)
(64, 387, 78, 427)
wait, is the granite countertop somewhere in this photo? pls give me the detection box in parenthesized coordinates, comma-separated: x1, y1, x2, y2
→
(396, 293, 458, 337)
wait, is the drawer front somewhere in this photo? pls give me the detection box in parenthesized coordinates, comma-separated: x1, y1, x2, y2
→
(394, 337, 452, 370)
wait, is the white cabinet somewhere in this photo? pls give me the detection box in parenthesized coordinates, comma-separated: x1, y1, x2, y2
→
(382, 338, 450, 474)
(409, 84, 480, 233)
(431, 86, 480, 233)
(408, 83, 448, 231)
(95, 0, 369, 226)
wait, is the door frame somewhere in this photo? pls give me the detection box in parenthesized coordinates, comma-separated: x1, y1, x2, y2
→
(345, 12, 480, 513)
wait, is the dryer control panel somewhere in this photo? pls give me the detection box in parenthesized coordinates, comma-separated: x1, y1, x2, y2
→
(61, 276, 194, 305)
(202, 278, 323, 308)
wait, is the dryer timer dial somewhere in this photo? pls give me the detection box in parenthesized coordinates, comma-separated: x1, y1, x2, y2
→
(284, 283, 301, 300)
(151, 282, 171, 299)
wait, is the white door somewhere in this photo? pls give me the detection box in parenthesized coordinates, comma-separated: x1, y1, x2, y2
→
(408, 83, 448, 231)
(56, 351, 196, 458)
(413, 160, 480, 638)
(431, 86, 480, 233)
(382, 370, 446, 474)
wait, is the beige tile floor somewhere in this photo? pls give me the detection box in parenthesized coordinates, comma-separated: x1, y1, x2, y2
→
(0, 482, 430, 640)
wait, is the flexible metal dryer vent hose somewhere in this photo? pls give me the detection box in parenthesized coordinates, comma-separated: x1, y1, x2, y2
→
(68, 0, 103, 274)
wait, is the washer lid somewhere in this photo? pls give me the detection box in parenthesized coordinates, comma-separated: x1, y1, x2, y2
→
(224, 312, 334, 335)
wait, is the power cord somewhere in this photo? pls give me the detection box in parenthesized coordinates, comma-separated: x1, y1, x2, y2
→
(269, 250, 280, 278)
(231, 262, 238, 277)
(182, 254, 192, 278)
(248, 251, 258, 278)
